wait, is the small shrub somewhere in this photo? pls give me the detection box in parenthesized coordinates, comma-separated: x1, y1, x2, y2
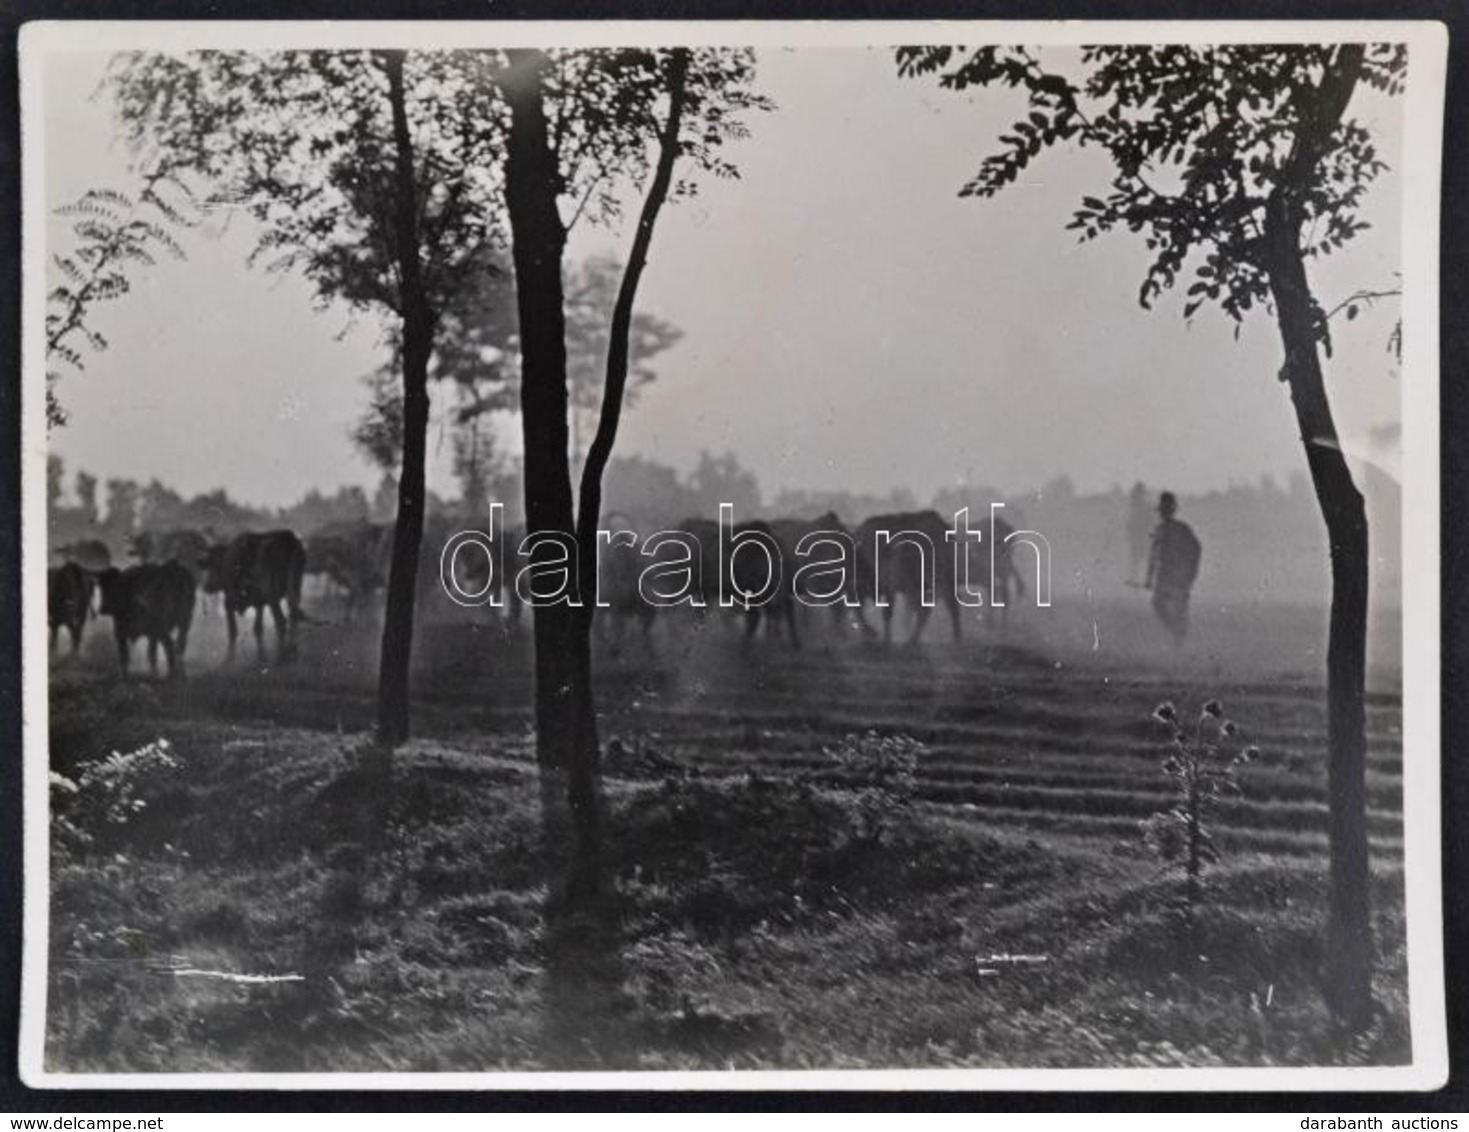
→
(52, 738, 181, 860)
(611, 758, 996, 943)
(1141, 700, 1260, 915)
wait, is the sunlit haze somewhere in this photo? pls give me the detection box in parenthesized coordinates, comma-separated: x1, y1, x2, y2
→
(41, 47, 1404, 511)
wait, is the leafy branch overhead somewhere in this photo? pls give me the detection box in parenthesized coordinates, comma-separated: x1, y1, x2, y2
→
(895, 44, 1405, 338)
(106, 50, 508, 324)
(46, 168, 194, 427)
(103, 46, 761, 401)
(538, 47, 770, 231)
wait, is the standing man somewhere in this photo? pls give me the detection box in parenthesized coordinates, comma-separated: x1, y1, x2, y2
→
(1145, 491, 1201, 645)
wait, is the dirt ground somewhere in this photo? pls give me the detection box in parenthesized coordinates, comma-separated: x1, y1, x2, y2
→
(42, 593, 1410, 1072)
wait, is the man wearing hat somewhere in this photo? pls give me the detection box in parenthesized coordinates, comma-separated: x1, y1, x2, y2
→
(1145, 491, 1201, 645)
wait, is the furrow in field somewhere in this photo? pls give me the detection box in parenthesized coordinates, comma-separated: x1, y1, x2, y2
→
(919, 798, 1405, 860)
(662, 744, 1403, 811)
(653, 749, 1403, 839)
(599, 709, 1403, 769)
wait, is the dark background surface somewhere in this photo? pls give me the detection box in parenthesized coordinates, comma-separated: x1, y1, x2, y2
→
(0, 0, 1463, 1112)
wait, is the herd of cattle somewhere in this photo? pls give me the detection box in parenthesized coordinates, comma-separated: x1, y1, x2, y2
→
(600, 510, 1027, 653)
(48, 528, 309, 678)
(48, 509, 1027, 679)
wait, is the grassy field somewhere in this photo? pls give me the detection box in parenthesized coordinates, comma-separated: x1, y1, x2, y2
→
(43, 595, 1411, 1072)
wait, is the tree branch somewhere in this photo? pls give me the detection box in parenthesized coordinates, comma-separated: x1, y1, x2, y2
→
(564, 173, 608, 235)
(1324, 287, 1400, 322)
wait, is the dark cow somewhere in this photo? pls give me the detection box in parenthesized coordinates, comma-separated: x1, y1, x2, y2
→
(202, 530, 308, 663)
(769, 511, 865, 640)
(130, 527, 212, 575)
(942, 510, 1025, 627)
(130, 527, 213, 616)
(854, 509, 1024, 644)
(676, 516, 801, 649)
(421, 511, 494, 616)
(48, 561, 94, 654)
(984, 512, 1026, 627)
(95, 561, 196, 679)
(310, 517, 482, 621)
(594, 513, 655, 657)
(853, 510, 964, 646)
(422, 515, 527, 630)
(305, 520, 391, 619)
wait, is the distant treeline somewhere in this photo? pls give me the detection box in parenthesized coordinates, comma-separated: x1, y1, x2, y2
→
(47, 456, 413, 555)
(48, 451, 1401, 608)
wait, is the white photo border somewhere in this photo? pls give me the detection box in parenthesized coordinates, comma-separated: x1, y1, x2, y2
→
(17, 17, 1449, 1091)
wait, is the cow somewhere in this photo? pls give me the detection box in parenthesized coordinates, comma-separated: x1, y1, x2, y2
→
(769, 511, 865, 640)
(130, 527, 213, 615)
(675, 516, 801, 649)
(305, 520, 391, 620)
(854, 509, 1025, 645)
(940, 510, 1026, 628)
(130, 527, 212, 576)
(422, 516, 529, 633)
(308, 518, 479, 622)
(48, 561, 94, 654)
(94, 561, 196, 679)
(421, 511, 498, 618)
(594, 512, 655, 657)
(853, 510, 964, 646)
(983, 512, 1026, 628)
(202, 530, 308, 663)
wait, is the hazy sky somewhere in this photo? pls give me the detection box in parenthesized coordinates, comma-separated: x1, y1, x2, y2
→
(40, 46, 1405, 511)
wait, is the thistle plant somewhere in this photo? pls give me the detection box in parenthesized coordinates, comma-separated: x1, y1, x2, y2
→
(1141, 700, 1260, 915)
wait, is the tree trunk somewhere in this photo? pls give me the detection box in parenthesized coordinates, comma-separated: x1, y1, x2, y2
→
(1259, 43, 1373, 1030)
(1264, 185, 1373, 1032)
(376, 333, 431, 746)
(501, 49, 603, 907)
(375, 49, 436, 747)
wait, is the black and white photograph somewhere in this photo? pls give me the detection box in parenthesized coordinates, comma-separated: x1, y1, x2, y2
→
(18, 20, 1448, 1087)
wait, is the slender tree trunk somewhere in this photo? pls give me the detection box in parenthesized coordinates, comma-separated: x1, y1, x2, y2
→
(1259, 53, 1372, 1027)
(1259, 44, 1373, 1031)
(377, 334, 431, 746)
(375, 49, 436, 747)
(1265, 234, 1372, 1028)
(575, 49, 690, 602)
(501, 49, 603, 907)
